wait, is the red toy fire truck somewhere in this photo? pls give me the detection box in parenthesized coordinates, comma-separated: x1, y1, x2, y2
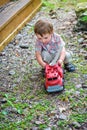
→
(45, 64, 64, 92)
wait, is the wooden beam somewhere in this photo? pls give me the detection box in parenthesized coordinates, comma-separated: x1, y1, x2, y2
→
(0, 0, 42, 51)
(0, 0, 10, 6)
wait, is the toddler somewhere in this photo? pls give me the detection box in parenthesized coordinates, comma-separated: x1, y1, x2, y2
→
(34, 20, 75, 72)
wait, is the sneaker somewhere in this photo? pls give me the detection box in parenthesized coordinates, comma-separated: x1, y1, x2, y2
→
(64, 63, 75, 72)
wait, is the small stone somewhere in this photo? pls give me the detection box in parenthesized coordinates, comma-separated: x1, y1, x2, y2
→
(75, 91, 80, 96)
(72, 122, 81, 128)
(82, 84, 87, 88)
(55, 114, 59, 119)
(78, 38, 84, 44)
(59, 114, 67, 120)
(0, 52, 5, 56)
(81, 44, 86, 48)
(75, 84, 82, 88)
(8, 43, 14, 48)
(84, 55, 87, 60)
(0, 98, 7, 104)
(19, 43, 29, 49)
(9, 70, 15, 75)
(35, 121, 42, 125)
(64, 21, 71, 26)
(48, 111, 56, 117)
(15, 34, 22, 40)
(31, 127, 38, 130)
(15, 39, 19, 44)
(81, 122, 87, 130)
(59, 107, 66, 113)
(83, 39, 87, 44)
(83, 74, 87, 79)
(12, 84, 17, 88)
(58, 26, 66, 30)
(49, 10, 56, 16)
(21, 67, 26, 72)
(51, 15, 57, 19)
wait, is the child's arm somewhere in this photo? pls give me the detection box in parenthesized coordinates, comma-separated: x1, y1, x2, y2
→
(50, 44, 64, 66)
(58, 46, 66, 65)
(50, 45, 66, 66)
(35, 51, 46, 68)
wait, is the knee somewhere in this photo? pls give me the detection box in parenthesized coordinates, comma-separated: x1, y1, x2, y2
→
(64, 51, 72, 63)
(66, 52, 72, 58)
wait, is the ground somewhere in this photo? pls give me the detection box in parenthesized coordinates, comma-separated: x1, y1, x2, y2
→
(0, 1, 87, 130)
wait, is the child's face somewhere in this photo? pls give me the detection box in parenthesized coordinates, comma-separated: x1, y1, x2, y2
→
(36, 33, 52, 44)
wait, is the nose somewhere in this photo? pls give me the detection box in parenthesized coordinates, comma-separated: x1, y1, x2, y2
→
(42, 39, 46, 43)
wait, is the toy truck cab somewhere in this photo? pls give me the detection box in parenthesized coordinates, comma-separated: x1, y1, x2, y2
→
(45, 64, 64, 92)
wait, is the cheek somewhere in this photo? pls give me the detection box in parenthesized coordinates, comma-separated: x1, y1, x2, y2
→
(47, 37, 51, 41)
(47, 39, 50, 42)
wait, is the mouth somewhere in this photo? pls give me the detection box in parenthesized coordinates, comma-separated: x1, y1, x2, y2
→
(44, 41, 48, 44)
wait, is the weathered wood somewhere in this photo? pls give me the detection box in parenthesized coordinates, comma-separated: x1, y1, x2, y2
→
(0, 0, 42, 51)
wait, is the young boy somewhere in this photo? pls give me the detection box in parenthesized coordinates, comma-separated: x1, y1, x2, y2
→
(34, 20, 75, 72)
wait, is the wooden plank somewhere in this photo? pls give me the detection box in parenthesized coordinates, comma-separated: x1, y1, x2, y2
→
(0, 0, 42, 51)
(0, 0, 32, 28)
(0, 0, 10, 6)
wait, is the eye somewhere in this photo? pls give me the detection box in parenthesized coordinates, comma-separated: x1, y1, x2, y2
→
(44, 37, 48, 39)
(38, 38, 42, 40)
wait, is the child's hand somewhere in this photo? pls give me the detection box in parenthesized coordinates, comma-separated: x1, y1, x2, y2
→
(42, 62, 46, 68)
(58, 59, 63, 66)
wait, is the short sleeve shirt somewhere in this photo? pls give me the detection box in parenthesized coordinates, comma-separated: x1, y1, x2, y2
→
(35, 33, 65, 54)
